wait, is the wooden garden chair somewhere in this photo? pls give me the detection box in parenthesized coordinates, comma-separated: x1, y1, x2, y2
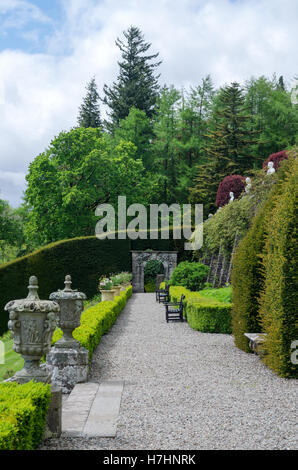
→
(164, 294, 185, 322)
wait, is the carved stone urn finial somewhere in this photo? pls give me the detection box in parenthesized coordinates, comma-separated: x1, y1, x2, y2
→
(64, 275, 73, 292)
(27, 275, 39, 300)
(4, 276, 59, 384)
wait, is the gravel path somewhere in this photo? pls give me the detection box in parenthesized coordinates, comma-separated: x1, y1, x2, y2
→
(41, 293, 297, 450)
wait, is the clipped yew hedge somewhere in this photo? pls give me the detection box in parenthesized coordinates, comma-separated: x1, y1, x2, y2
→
(231, 156, 294, 352)
(231, 200, 269, 351)
(0, 381, 51, 450)
(0, 233, 188, 335)
(259, 157, 298, 378)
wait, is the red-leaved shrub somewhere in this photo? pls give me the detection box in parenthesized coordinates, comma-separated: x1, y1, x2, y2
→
(263, 150, 289, 171)
(216, 175, 246, 208)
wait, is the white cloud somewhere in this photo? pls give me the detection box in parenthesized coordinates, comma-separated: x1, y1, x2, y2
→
(0, 0, 50, 29)
(0, 0, 297, 206)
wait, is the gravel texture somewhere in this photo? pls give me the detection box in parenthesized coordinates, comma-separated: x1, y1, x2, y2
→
(41, 293, 298, 450)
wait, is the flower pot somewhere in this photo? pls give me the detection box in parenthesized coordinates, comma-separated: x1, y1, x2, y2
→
(113, 285, 121, 296)
(100, 290, 116, 301)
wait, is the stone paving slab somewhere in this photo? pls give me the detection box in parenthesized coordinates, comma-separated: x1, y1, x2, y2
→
(62, 381, 124, 438)
(62, 382, 99, 437)
(83, 380, 124, 438)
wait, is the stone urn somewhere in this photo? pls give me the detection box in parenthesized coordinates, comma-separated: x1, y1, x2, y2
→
(4, 276, 59, 384)
(100, 289, 116, 301)
(49, 275, 86, 349)
(46, 275, 89, 393)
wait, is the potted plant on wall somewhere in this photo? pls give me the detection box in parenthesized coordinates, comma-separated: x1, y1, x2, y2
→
(119, 272, 132, 291)
(111, 275, 122, 296)
(99, 277, 116, 301)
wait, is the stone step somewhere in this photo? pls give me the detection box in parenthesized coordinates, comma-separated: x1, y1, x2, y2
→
(62, 380, 124, 438)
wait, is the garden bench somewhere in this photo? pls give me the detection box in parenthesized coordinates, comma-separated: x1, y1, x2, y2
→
(165, 294, 185, 323)
(156, 283, 170, 303)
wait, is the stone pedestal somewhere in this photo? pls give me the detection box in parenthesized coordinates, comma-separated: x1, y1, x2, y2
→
(43, 385, 62, 439)
(46, 346, 89, 394)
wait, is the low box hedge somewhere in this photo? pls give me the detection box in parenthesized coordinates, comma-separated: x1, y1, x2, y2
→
(186, 298, 232, 334)
(0, 381, 51, 450)
(166, 285, 232, 334)
(51, 286, 132, 360)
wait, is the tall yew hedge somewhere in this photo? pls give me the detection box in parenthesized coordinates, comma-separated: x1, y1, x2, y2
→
(231, 200, 269, 351)
(231, 156, 294, 352)
(258, 156, 298, 377)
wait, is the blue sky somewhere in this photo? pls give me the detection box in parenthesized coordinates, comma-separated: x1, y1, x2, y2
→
(0, 0, 297, 207)
(0, 0, 63, 53)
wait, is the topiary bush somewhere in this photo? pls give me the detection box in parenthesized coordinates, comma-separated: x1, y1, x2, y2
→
(169, 262, 210, 291)
(216, 175, 246, 208)
(258, 156, 298, 378)
(262, 150, 289, 172)
(0, 381, 51, 450)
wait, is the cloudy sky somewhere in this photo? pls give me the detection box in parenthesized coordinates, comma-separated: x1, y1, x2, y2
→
(0, 0, 297, 207)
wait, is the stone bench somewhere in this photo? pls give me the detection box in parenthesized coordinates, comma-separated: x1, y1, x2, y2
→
(244, 333, 267, 357)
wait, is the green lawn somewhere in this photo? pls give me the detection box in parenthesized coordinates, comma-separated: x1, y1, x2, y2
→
(0, 332, 24, 382)
(198, 286, 232, 303)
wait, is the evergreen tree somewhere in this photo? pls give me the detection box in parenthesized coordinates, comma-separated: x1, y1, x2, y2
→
(102, 26, 161, 131)
(78, 77, 102, 128)
(277, 75, 286, 91)
(189, 82, 258, 215)
(151, 86, 181, 204)
(175, 76, 214, 169)
(114, 107, 153, 170)
(245, 76, 298, 159)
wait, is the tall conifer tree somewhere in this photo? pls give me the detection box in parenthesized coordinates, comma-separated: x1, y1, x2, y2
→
(190, 82, 258, 215)
(102, 26, 161, 132)
(78, 77, 102, 128)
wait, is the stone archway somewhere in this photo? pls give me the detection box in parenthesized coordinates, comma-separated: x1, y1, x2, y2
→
(131, 251, 178, 293)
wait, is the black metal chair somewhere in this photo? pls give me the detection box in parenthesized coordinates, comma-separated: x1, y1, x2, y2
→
(156, 283, 170, 303)
(165, 294, 185, 322)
